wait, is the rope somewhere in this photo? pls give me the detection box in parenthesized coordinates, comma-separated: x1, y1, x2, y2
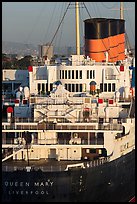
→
(44, 2, 71, 57)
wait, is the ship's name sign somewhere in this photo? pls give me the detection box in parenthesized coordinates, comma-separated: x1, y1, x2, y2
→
(4, 180, 54, 187)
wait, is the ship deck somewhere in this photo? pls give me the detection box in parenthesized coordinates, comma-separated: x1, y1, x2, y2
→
(2, 159, 86, 172)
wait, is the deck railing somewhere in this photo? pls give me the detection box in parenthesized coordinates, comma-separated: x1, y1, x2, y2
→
(2, 156, 110, 172)
(2, 124, 123, 131)
(2, 122, 123, 131)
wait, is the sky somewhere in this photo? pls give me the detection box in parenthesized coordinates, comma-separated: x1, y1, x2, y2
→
(2, 2, 135, 48)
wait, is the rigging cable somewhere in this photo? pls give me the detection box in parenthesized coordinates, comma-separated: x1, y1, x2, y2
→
(44, 2, 71, 57)
(124, 3, 135, 50)
(42, 2, 58, 44)
(24, 3, 47, 47)
(82, 2, 92, 19)
(54, 3, 66, 55)
(101, 2, 118, 10)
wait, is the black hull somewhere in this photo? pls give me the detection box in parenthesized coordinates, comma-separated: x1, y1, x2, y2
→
(2, 149, 135, 202)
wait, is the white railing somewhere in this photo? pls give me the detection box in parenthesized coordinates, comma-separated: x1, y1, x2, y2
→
(2, 156, 110, 172)
(2, 121, 123, 131)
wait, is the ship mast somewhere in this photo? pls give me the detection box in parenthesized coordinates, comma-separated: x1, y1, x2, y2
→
(120, 2, 130, 50)
(75, 2, 80, 55)
(120, 2, 124, 19)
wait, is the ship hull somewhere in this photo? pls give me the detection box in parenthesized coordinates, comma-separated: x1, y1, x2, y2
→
(2, 149, 135, 202)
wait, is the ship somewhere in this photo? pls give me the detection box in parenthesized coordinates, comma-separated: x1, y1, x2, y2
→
(2, 2, 135, 202)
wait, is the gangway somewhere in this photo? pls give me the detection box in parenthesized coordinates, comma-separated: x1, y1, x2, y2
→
(2, 145, 24, 162)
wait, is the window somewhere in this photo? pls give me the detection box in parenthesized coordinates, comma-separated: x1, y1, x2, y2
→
(90, 70, 92, 79)
(100, 83, 103, 92)
(65, 70, 67, 79)
(46, 83, 48, 92)
(112, 83, 115, 92)
(79, 70, 82, 79)
(37, 83, 41, 93)
(68, 70, 71, 79)
(80, 84, 82, 92)
(87, 70, 89, 79)
(3, 83, 12, 92)
(108, 83, 111, 92)
(76, 70, 78, 79)
(42, 83, 45, 92)
(72, 70, 74, 79)
(72, 84, 75, 92)
(97, 132, 104, 139)
(14, 83, 21, 90)
(99, 118, 104, 124)
(68, 84, 71, 92)
(62, 70, 64, 79)
(76, 84, 79, 92)
(104, 83, 107, 92)
(90, 149, 96, 154)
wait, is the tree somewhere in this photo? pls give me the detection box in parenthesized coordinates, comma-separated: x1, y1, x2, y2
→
(17, 55, 33, 69)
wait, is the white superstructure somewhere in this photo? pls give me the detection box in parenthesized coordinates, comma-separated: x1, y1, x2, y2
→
(25, 53, 133, 98)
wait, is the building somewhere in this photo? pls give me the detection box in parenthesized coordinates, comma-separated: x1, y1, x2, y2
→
(39, 43, 53, 61)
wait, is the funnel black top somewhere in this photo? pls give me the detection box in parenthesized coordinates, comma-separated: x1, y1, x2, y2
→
(84, 18, 125, 39)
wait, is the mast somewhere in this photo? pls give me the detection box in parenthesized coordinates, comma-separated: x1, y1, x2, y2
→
(75, 2, 80, 55)
(120, 2, 130, 50)
(120, 2, 124, 19)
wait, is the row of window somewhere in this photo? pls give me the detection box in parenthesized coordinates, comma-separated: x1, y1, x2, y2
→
(60, 70, 83, 80)
(64, 83, 115, 93)
(65, 84, 83, 92)
(100, 83, 115, 92)
(37, 83, 53, 93)
(59, 70, 96, 80)
(2, 82, 21, 93)
(37, 82, 116, 94)
(37, 83, 84, 93)
(87, 70, 95, 79)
